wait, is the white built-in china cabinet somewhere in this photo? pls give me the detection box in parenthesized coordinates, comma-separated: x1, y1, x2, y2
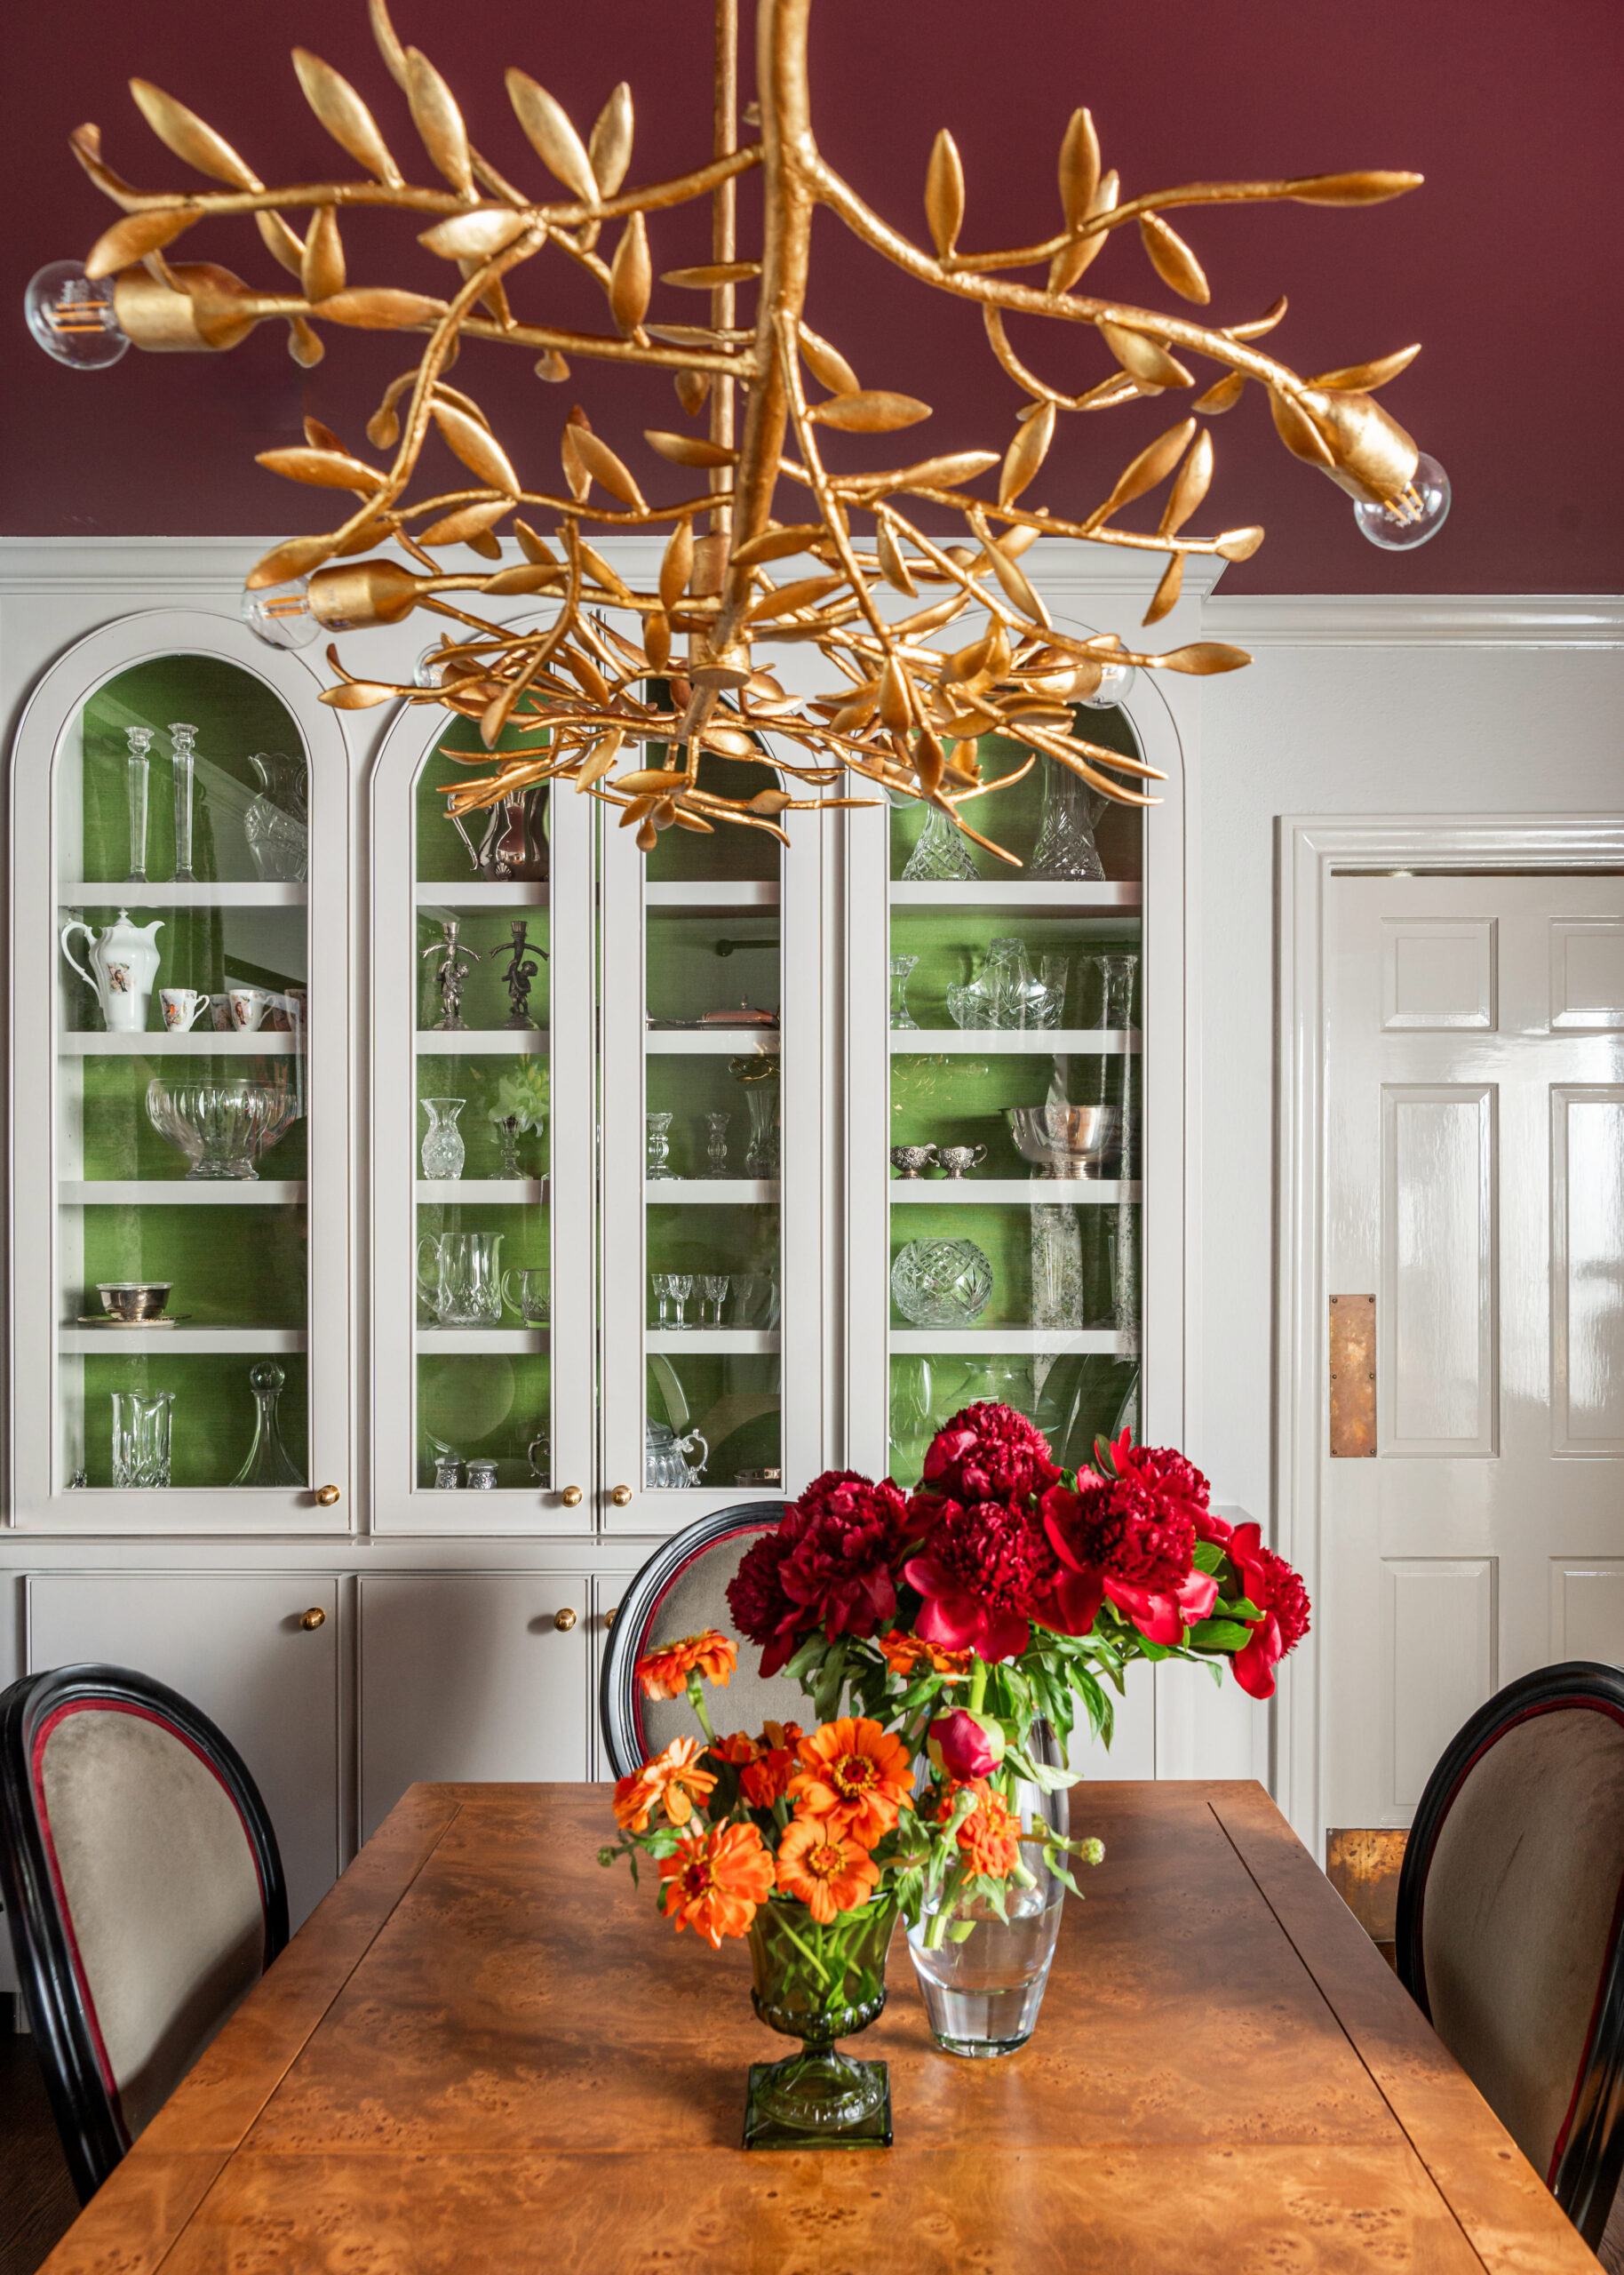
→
(0, 543, 1216, 1959)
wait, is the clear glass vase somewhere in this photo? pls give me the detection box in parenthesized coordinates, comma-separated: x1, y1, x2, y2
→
(1029, 760, 1108, 882)
(907, 1728, 1070, 2058)
(232, 1361, 302, 1487)
(110, 1390, 174, 1489)
(947, 938, 1060, 1030)
(744, 1894, 897, 2148)
(902, 802, 978, 882)
(419, 1097, 466, 1181)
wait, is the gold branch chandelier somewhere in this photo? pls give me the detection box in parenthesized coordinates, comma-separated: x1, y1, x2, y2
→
(27, 0, 1448, 860)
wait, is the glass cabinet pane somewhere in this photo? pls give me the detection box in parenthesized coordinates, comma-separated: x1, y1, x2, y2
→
(883, 722, 1144, 1483)
(410, 722, 553, 1498)
(50, 651, 315, 1501)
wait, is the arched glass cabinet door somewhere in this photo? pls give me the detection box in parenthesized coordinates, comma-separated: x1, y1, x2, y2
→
(369, 699, 592, 1529)
(10, 611, 351, 1527)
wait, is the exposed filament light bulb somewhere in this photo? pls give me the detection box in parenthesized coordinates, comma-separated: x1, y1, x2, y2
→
(1354, 453, 1451, 550)
(241, 577, 319, 650)
(25, 260, 130, 369)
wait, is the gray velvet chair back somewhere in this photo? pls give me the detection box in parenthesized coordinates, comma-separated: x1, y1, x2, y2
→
(1397, 1660, 1624, 2250)
(600, 1503, 810, 1777)
(0, 1663, 288, 2201)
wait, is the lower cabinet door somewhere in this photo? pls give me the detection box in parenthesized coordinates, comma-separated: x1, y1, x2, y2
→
(26, 1571, 340, 1930)
(357, 1571, 592, 1842)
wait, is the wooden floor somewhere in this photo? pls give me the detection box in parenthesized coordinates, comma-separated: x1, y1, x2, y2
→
(0, 2017, 76, 2275)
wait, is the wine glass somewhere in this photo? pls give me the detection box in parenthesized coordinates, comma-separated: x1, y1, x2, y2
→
(669, 1273, 695, 1329)
(700, 1273, 730, 1326)
(650, 1273, 674, 1328)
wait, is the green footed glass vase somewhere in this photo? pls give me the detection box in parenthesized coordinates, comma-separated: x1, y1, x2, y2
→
(743, 1893, 898, 2149)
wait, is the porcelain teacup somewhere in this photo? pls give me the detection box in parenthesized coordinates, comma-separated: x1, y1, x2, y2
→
(160, 987, 207, 1033)
(229, 986, 271, 1032)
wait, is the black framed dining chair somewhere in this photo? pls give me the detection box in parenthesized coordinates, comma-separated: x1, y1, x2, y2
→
(1395, 1659, 1624, 2252)
(600, 1501, 810, 1779)
(0, 1662, 289, 2203)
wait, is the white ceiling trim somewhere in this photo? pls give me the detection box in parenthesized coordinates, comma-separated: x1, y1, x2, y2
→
(1202, 591, 1624, 646)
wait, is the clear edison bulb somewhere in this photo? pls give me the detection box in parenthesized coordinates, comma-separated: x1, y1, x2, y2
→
(26, 260, 130, 369)
(1079, 659, 1137, 710)
(1354, 454, 1452, 550)
(241, 577, 320, 650)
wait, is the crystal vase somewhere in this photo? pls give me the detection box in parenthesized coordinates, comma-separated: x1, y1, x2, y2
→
(906, 1729, 1070, 2057)
(902, 802, 978, 882)
(419, 1097, 466, 1180)
(744, 1894, 897, 2149)
(1029, 760, 1108, 882)
(231, 1361, 302, 1487)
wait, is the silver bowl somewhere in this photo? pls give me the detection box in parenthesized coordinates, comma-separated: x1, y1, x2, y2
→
(97, 1281, 172, 1321)
(146, 1078, 300, 1181)
(1007, 1104, 1120, 1179)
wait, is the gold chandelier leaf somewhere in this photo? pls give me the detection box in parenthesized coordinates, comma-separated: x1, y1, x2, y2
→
(256, 210, 307, 278)
(317, 679, 397, 707)
(728, 523, 824, 566)
(1158, 427, 1214, 537)
(291, 49, 403, 187)
(1214, 524, 1265, 562)
(1268, 387, 1336, 468)
(1098, 321, 1192, 389)
(659, 519, 695, 608)
(256, 444, 383, 493)
(404, 47, 474, 196)
(661, 261, 761, 289)
(84, 210, 196, 278)
(571, 428, 648, 512)
(645, 430, 738, 468)
(430, 397, 520, 493)
(808, 389, 932, 435)
(797, 323, 859, 397)
(1057, 109, 1102, 228)
(310, 286, 446, 329)
(1155, 642, 1251, 675)
(745, 575, 847, 624)
(1142, 551, 1184, 626)
(481, 563, 568, 595)
(1193, 369, 1246, 413)
(129, 79, 261, 189)
(589, 84, 635, 198)
(1139, 213, 1210, 306)
(673, 368, 710, 416)
(300, 205, 346, 303)
(1050, 168, 1118, 292)
(1304, 343, 1421, 394)
(68, 123, 145, 212)
(847, 450, 998, 496)
(536, 348, 571, 382)
(875, 518, 918, 596)
(505, 69, 600, 206)
(513, 519, 560, 565)
(417, 499, 513, 546)
(419, 209, 531, 260)
(1286, 169, 1423, 205)
(975, 521, 1051, 627)
(576, 730, 625, 788)
(367, 0, 410, 89)
(609, 212, 653, 334)
(999, 398, 1055, 506)
(924, 129, 965, 259)
(1095, 417, 1197, 520)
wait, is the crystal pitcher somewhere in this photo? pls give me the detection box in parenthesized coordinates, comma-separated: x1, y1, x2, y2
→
(418, 1231, 506, 1325)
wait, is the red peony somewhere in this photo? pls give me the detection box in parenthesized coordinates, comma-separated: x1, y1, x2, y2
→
(927, 1708, 1005, 1781)
(1111, 1432, 1230, 1548)
(903, 1496, 1060, 1662)
(919, 1402, 1060, 1506)
(727, 1521, 807, 1677)
(1225, 1522, 1311, 1698)
(1040, 1472, 1216, 1647)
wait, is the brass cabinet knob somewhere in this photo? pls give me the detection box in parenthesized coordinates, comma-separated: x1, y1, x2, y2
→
(604, 1605, 617, 1630)
(315, 1484, 341, 1507)
(553, 1607, 578, 1632)
(610, 1485, 633, 1507)
(299, 1607, 327, 1632)
(559, 1485, 584, 1508)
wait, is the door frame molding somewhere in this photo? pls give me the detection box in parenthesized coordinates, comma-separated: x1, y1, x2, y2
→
(1276, 812, 1624, 1850)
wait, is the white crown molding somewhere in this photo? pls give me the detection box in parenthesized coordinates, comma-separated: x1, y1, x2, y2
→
(1202, 591, 1624, 647)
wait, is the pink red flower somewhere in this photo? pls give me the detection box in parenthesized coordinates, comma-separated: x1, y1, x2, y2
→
(727, 1525, 806, 1676)
(927, 1709, 1005, 1781)
(919, 1402, 1061, 1505)
(1111, 1432, 1230, 1548)
(1226, 1522, 1311, 1698)
(728, 1473, 910, 1674)
(1040, 1473, 1216, 1647)
(903, 1496, 1060, 1661)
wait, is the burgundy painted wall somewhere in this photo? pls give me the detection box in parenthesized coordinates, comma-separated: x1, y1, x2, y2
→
(4, 0, 1620, 591)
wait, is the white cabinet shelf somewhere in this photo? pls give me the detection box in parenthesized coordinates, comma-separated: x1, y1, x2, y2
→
(58, 1326, 308, 1355)
(415, 1030, 548, 1056)
(646, 1329, 781, 1354)
(889, 1329, 1138, 1355)
(61, 1031, 304, 1056)
(889, 1179, 1140, 1205)
(645, 1180, 780, 1205)
(644, 1029, 779, 1056)
(58, 1181, 307, 1207)
(644, 882, 779, 908)
(888, 882, 1142, 912)
(414, 1326, 549, 1353)
(60, 882, 307, 908)
(414, 883, 548, 907)
(417, 1179, 547, 1204)
(889, 1028, 1141, 1055)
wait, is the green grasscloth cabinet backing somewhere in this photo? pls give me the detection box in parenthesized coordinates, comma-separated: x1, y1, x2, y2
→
(74, 1353, 310, 1489)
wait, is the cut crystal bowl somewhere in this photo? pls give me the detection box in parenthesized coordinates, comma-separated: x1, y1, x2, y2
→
(891, 1237, 994, 1327)
(146, 1079, 300, 1180)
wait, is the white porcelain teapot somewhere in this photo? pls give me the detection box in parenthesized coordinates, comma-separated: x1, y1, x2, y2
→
(60, 909, 164, 1033)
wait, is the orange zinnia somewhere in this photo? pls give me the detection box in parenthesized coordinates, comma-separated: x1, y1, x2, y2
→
(776, 1816, 881, 1924)
(876, 1632, 972, 1680)
(634, 1629, 738, 1701)
(942, 1778, 1023, 1879)
(612, 1736, 717, 1832)
(658, 1821, 776, 1946)
(708, 1731, 761, 1766)
(739, 1721, 804, 1810)
(789, 1717, 914, 1848)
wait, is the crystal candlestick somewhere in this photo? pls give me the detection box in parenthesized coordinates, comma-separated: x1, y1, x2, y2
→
(124, 727, 153, 884)
(704, 1112, 731, 1178)
(888, 954, 919, 1030)
(647, 1112, 675, 1180)
(168, 721, 198, 883)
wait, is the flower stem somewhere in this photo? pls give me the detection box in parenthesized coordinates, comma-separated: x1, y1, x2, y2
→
(771, 1904, 834, 1988)
(967, 1659, 989, 1715)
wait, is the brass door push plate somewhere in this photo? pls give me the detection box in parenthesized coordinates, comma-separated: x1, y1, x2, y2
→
(1329, 1294, 1376, 1457)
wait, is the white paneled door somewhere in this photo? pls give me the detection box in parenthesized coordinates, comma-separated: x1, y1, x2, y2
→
(1324, 874, 1624, 1830)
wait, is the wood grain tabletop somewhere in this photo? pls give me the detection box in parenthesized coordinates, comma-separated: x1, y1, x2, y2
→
(38, 1779, 1597, 2273)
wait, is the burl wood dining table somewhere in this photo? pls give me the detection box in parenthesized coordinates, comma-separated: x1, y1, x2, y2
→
(41, 1780, 1598, 2272)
